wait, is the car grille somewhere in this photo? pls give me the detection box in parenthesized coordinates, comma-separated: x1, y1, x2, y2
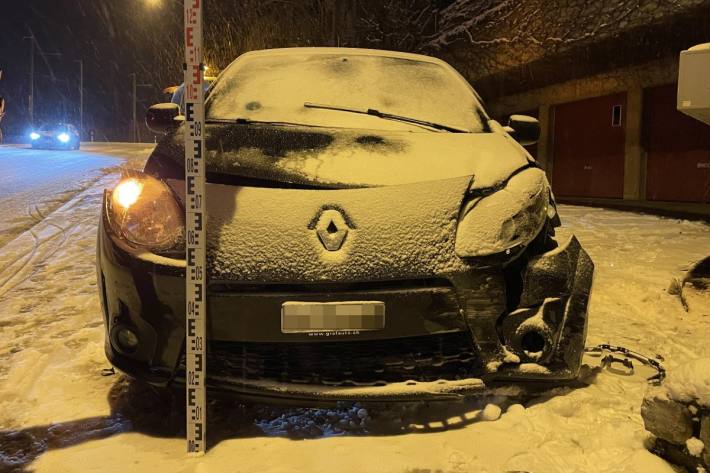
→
(177, 332, 481, 387)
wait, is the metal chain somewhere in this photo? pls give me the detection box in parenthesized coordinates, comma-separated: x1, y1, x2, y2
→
(584, 343, 666, 385)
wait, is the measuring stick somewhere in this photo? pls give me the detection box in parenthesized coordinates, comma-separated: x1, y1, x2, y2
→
(184, 0, 207, 455)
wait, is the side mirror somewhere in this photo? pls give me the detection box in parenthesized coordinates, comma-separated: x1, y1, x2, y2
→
(507, 114, 540, 146)
(146, 103, 182, 134)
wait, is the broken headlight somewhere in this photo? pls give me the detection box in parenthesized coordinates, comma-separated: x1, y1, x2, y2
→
(108, 172, 184, 251)
(455, 168, 550, 258)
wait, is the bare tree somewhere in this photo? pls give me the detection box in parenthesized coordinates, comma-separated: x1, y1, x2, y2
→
(358, 0, 437, 52)
(356, 0, 708, 79)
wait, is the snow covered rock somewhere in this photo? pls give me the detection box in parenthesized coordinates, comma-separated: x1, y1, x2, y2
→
(480, 403, 502, 421)
(641, 389, 694, 444)
(686, 437, 704, 457)
(702, 416, 710, 467)
(642, 357, 710, 469)
(663, 358, 710, 407)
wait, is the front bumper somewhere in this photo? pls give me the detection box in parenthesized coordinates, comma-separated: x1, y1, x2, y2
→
(98, 192, 593, 402)
(31, 137, 78, 149)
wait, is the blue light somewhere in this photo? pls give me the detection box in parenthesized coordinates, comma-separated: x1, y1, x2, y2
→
(30, 132, 40, 140)
(57, 133, 70, 143)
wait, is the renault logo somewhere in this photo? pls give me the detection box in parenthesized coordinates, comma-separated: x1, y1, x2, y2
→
(314, 209, 349, 251)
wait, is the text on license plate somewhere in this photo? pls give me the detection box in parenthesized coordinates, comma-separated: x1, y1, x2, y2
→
(281, 301, 385, 333)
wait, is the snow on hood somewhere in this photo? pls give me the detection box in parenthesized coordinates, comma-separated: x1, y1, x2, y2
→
(204, 175, 475, 283)
(156, 123, 530, 189)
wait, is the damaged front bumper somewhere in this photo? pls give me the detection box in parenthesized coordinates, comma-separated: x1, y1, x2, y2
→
(480, 235, 594, 383)
(98, 188, 593, 402)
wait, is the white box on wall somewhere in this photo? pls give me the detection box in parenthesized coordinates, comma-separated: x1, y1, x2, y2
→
(678, 43, 710, 126)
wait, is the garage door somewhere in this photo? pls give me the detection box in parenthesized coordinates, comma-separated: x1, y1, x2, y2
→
(644, 83, 710, 203)
(552, 92, 626, 198)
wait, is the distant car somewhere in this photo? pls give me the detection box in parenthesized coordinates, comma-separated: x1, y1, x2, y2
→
(30, 123, 80, 150)
(97, 48, 594, 403)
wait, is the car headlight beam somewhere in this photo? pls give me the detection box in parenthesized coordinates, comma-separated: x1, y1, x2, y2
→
(57, 132, 71, 143)
(114, 178, 143, 209)
(30, 132, 40, 140)
(455, 168, 550, 258)
(109, 172, 184, 251)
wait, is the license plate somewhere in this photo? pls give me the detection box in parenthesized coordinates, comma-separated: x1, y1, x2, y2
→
(281, 301, 385, 333)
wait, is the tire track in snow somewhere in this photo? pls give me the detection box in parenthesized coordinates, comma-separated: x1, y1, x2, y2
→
(0, 175, 115, 300)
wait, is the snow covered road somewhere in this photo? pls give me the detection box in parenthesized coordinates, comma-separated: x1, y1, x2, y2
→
(0, 144, 154, 248)
(0, 144, 709, 472)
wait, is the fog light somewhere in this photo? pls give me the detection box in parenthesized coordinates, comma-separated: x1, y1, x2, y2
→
(520, 330, 547, 355)
(115, 327, 139, 353)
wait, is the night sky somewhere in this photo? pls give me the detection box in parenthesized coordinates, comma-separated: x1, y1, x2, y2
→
(0, 1, 185, 140)
(0, 0, 344, 141)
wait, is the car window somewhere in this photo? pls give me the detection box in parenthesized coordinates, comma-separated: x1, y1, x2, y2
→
(206, 52, 486, 132)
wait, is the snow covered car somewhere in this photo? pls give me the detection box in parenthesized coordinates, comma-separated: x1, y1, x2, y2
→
(29, 122, 80, 150)
(97, 48, 594, 403)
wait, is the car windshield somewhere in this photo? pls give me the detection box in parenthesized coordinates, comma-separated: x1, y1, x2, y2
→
(205, 51, 486, 132)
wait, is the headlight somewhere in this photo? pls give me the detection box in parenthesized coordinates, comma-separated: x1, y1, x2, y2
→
(455, 168, 550, 258)
(30, 132, 40, 140)
(108, 172, 184, 251)
(57, 132, 70, 143)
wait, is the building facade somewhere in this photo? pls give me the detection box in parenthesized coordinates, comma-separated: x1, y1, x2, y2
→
(434, 0, 710, 211)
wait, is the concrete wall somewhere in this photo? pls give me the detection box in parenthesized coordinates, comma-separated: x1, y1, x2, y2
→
(487, 56, 678, 201)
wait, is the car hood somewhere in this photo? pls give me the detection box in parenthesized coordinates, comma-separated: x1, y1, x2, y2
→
(200, 175, 478, 283)
(157, 123, 532, 189)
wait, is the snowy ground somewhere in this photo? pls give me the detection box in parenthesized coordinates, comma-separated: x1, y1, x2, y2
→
(0, 143, 709, 472)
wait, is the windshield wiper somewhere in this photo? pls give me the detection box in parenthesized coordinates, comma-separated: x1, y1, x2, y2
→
(206, 117, 316, 128)
(303, 102, 468, 133)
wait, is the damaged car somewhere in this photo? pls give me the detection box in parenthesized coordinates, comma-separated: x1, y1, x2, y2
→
(97, 47, 594, 403)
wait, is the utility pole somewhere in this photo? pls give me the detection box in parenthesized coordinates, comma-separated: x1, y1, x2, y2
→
(75, 59, 83, 140)
(23, 31, 62, 128)
(23, 34, 35, 126)
(131, 72, 137, 142)
(130, 73, 151, 142)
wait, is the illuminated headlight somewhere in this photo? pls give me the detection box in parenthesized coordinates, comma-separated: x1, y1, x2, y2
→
(57, 132, 70, 143)
(108, 172, 184, 251)
(30, 132, 40, 140)
(455, 168, 550, 257)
